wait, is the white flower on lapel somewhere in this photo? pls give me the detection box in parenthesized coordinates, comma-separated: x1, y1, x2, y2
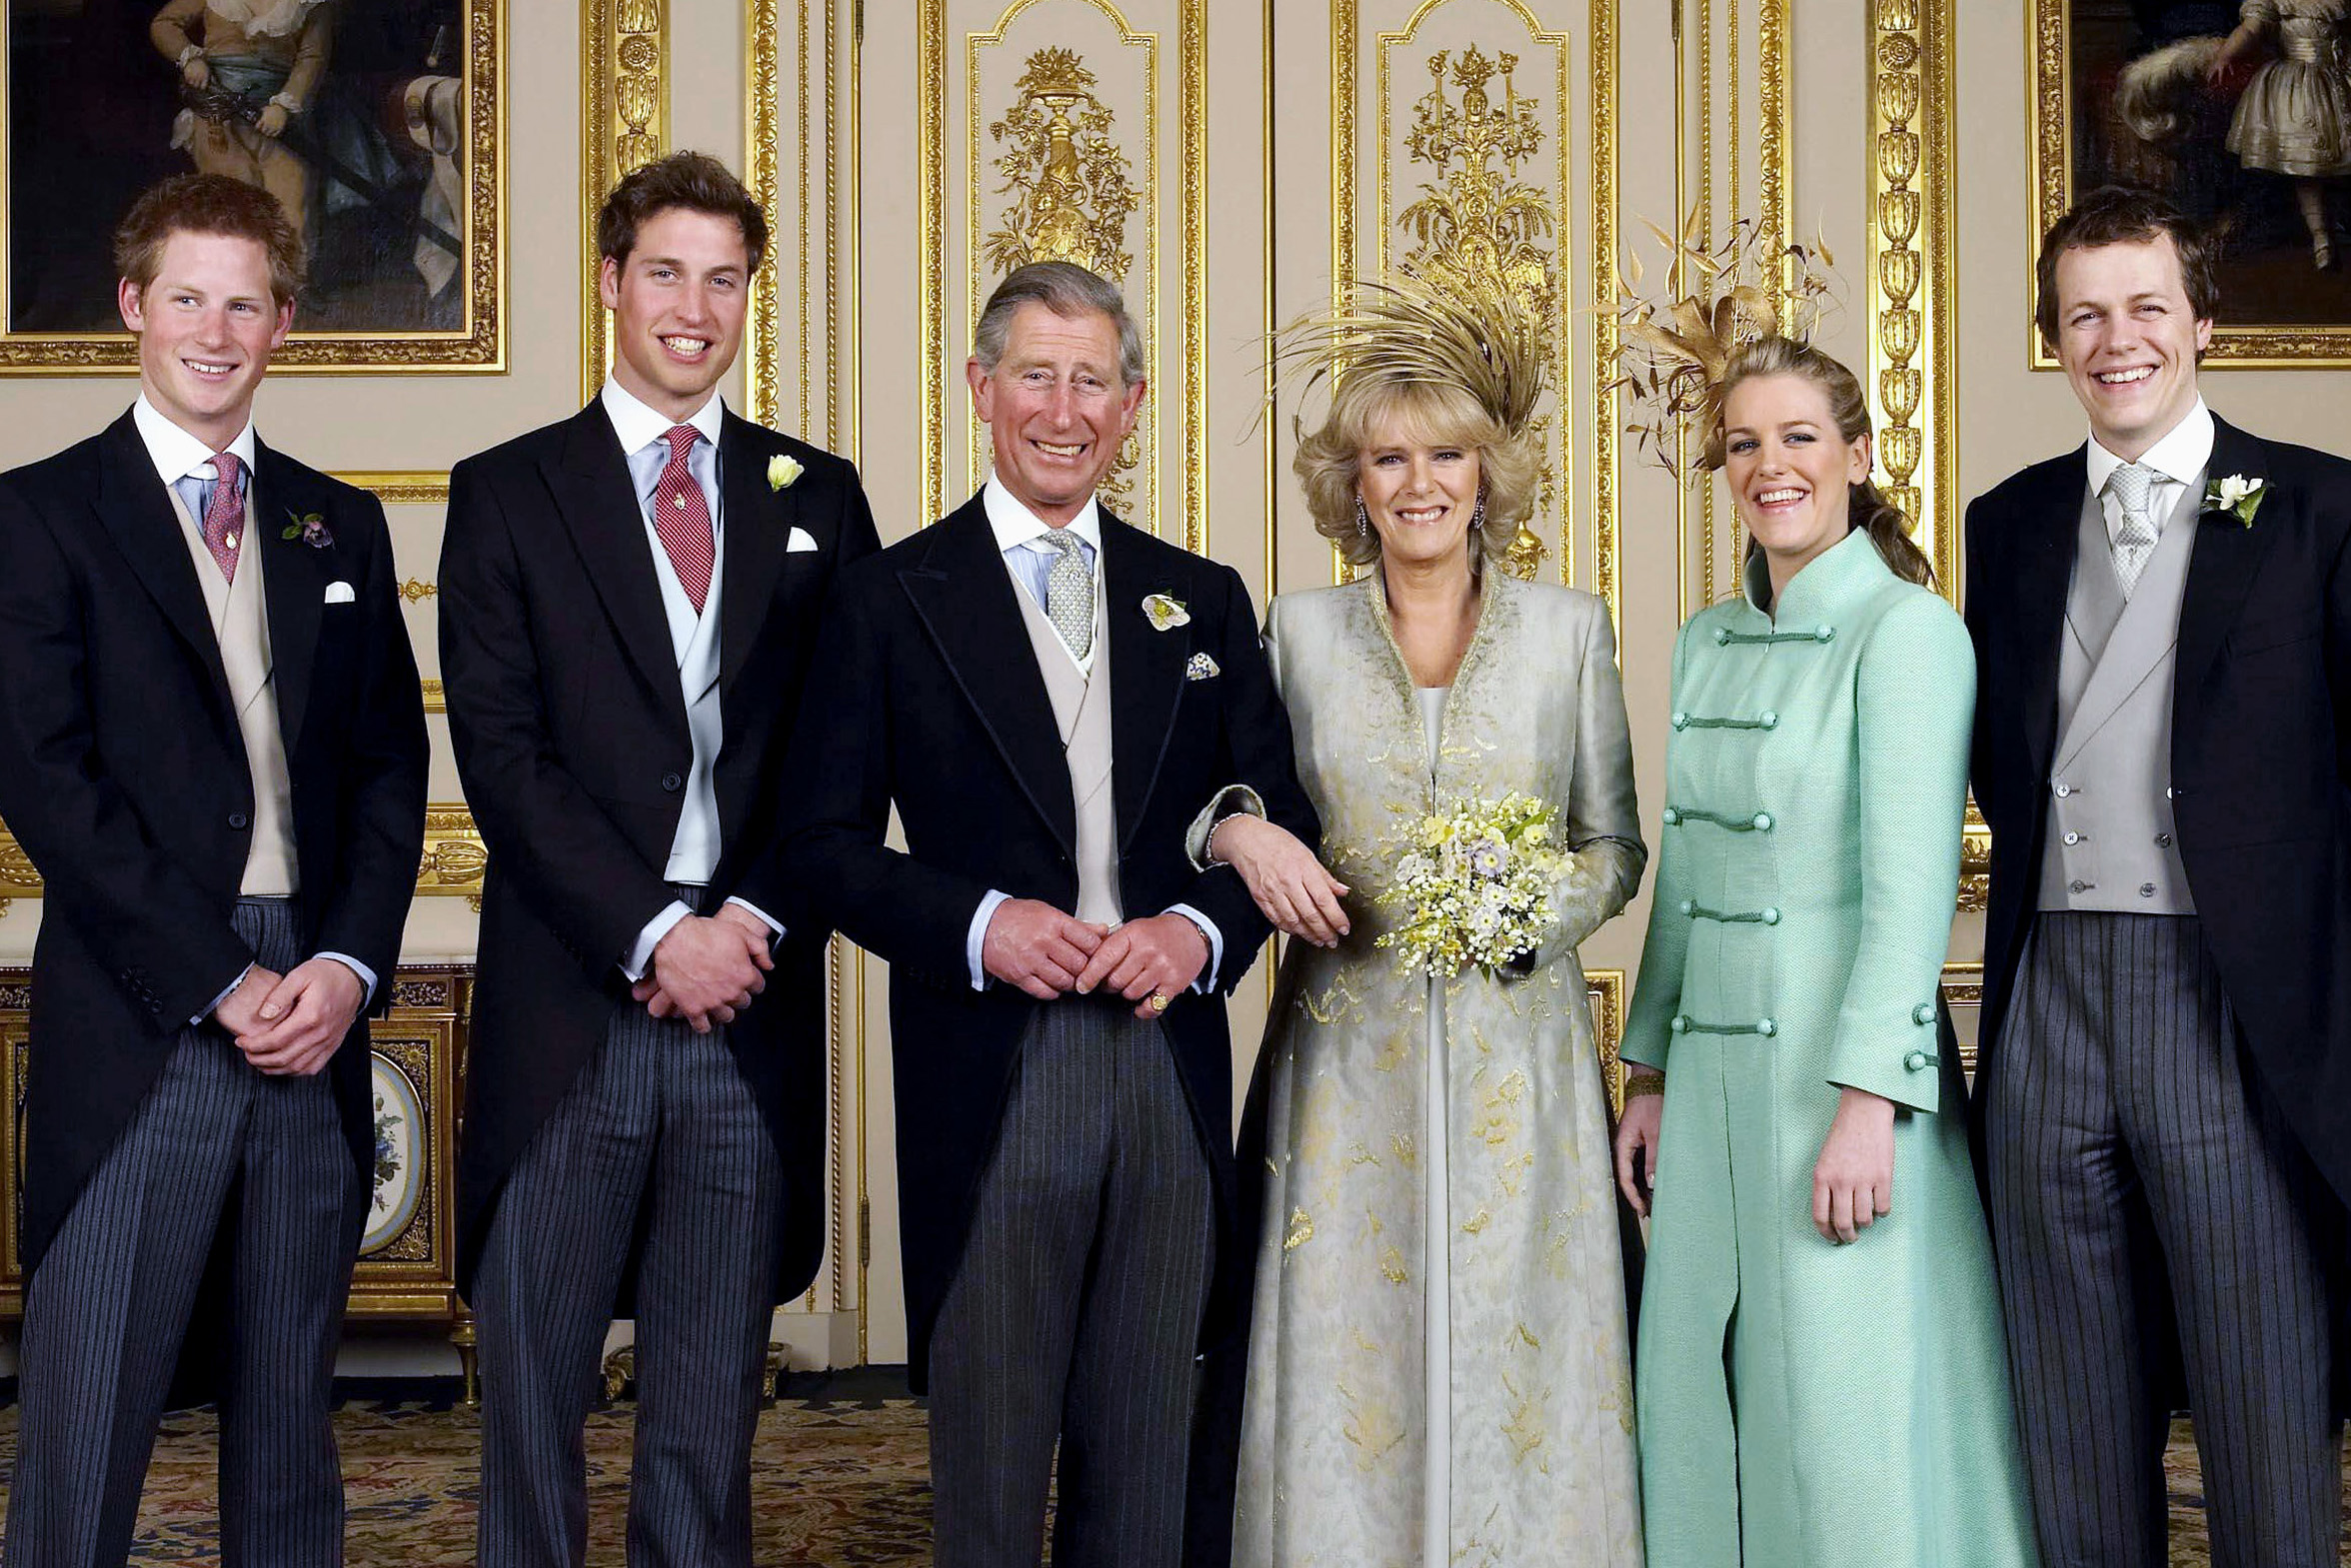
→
(1185, 652, 1220, 682)
(2201, 473, 2264, 527)
(767, 454, 805, 493)
(1143, 593, 1189, 632)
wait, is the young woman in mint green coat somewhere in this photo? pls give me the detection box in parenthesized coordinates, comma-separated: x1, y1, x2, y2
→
(1614, 339, 2035, 1567)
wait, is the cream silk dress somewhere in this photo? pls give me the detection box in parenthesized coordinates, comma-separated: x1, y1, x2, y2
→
(1228, 572, 1646, 1568)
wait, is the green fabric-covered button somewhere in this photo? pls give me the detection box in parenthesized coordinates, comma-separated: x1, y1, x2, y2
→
(1912, 1002, 1934, 1025)
(1661, 806, 1682, 826)
(1751, 811, 1773, 831)
(1903, 1050, 1935, 1071)
(1756, 1017, 1777, 1037)
(1669, 1014, 1690, 1034)
(1761, 907, 1780, 925)
(1678, 898, 1695, 916)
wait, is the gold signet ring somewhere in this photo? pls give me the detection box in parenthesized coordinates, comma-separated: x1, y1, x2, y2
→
(1148, 991, 1172, 1012)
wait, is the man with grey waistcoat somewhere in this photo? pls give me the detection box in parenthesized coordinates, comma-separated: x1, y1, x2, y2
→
(1964, 184, 2350, 1568)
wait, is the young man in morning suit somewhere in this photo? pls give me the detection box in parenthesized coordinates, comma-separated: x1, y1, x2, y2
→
(438, 151, 878, 1565)
(1966, 184, 2349, 1567)
(783, 261, 1319, 1568)
(0, 175, 428, 1564)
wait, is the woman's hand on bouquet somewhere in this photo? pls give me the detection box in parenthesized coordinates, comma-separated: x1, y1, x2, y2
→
(1812, 1086, 1896, 1244)
(1207, 814, 1350, 947)
(1613, 1084, 1663, 1218)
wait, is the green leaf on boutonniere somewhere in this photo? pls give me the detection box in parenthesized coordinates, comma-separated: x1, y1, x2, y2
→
(280, 509, 332, 547)
(2202, 473, 2264, 528)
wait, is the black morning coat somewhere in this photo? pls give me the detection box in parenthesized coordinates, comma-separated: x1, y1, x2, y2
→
(780, 494, 1321, 1391)
(438, 401, 879, 1308)
(0, 411, 429, 1318)
(1964, 414, 2351, 1208)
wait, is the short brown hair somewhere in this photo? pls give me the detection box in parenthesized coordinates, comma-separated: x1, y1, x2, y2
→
(1293, 375, 1539, 570)
(2034, 184, 2218, 347)
(114, 174, 305, 305)
(597, 151, 768, 273)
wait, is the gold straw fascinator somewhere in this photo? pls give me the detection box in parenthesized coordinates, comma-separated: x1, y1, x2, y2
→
(1271, 267, 1548, 444)
(1610, 212, 1837, 479)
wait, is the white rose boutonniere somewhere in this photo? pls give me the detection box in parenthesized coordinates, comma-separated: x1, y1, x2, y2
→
(2202, 473, 2264, 527)
(767, 454, 805, 493)
(1143, 593, 1190, 631)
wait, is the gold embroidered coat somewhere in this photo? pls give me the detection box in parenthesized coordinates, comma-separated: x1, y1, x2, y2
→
(1229, 572, 1646, 1568)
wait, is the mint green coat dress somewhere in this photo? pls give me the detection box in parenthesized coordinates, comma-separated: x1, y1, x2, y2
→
(1621, 529, 2035, 1568)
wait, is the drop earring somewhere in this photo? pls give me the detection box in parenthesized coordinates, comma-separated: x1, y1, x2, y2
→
(1469, 489, 1487, 534)
(1355, 499, 1371, 538)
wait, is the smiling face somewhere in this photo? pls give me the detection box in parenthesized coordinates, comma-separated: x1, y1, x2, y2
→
(1354, 411, 1482, 575)
(599, 206, 751, 422)
(1720, 372, 1871, 581)
(2052, 235, 2211, 461)
(967, 301, 1144, 525)
(118, 229, 292, 450)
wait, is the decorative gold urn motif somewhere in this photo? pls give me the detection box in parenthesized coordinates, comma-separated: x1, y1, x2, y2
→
(985, 47, 1145, 512)
(985, 49, 1138, 283)
(1396, 46, 1557, 581)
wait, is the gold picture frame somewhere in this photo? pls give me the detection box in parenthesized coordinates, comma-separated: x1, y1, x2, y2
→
(0, 0, 505, 375)
(2029, 0, 2351, 368)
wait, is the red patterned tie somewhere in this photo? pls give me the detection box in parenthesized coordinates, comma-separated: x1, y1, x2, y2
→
(200, 450, 245, 584)
(652, 426, 714, 614)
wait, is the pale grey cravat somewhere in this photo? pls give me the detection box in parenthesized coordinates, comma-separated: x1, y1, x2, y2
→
(2107, 461, 2159, 600)
(1044, 528, 1094, 661)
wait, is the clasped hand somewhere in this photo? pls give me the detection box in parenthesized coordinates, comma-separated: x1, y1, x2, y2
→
(1613, 1080, 1896, 1245)
(632, 905, 774, 1033)
(214, 956, 366, 1076)
(1206, 815, 1350, 948)
(983, 899, 1208, 1018)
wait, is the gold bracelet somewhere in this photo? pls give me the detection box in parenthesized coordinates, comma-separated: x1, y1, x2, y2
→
(1622, 1069, 1666, 1099)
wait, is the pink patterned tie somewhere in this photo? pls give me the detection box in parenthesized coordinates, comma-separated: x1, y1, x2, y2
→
(651, 426, 714, 614)
(201, 451, 245, 584)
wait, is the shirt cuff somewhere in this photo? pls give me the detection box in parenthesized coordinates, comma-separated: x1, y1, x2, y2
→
(197, 962, 256, 1025)
(1164, 903, 1223, 994)
(968, 889, 1014, 991)
(622, 900, 695, 983)
(314, 951, 378, 1008)
(723, 895, 785, 942)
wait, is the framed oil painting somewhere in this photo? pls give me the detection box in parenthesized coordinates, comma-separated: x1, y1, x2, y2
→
(2032, 0, 2351, 365)
(1, 0, 501, 372)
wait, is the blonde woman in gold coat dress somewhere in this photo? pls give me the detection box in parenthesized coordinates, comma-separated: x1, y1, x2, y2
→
(1203, 290, 1646, 1568)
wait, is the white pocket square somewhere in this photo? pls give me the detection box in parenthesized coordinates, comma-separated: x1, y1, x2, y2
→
(1185, 652, 1219, 682)
(323, 581, 355, 605)
(786, 527, 821, 554)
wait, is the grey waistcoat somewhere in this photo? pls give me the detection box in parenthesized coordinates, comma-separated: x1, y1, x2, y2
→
(1013, 576, 1123, 926)
(2036, 475, 2202, 913)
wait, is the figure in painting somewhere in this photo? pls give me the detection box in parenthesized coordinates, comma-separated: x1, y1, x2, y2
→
(152, 0, 333, 238)
(2212, 0, 2351, 267)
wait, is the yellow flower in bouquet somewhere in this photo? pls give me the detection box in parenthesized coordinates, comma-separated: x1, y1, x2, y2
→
(1376, 791, 1572, 979)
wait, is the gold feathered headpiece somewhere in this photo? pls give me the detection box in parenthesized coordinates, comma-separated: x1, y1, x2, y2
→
(1271, 268, 1547, 443)
(1610, 212, 1838, 479)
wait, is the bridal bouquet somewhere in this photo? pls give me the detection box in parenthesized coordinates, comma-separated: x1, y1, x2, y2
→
(1376, 791, 1571, 979)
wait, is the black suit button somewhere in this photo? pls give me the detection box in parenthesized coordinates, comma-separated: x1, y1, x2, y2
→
(661, 772, 685, 792)
(227, 811, 250, 830)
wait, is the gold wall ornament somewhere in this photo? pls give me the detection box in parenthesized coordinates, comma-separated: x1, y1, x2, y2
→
(416, 805, 488, 898)
(1369, 9, 1572, 590)
(1392, 43, 1558, 580)
(583, 0, 669, 400)
(1866, 0, 1957, 596)
(986, 49, 1141, 280)
(981, 43, 1147, 512)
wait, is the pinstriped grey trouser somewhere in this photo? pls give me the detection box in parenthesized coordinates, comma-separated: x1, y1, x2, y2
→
(1986, 912, 2341, 1568)
(927, 998, 1214, 1568)
(2, 897, 365, 1568)
(472, 887, 783, 1568)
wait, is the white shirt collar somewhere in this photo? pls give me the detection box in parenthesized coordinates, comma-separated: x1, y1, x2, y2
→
(132, 394, 256, 488)
(2085, 397, 2215, 496)
(983, 476, 1102, 554)
(600, 376, 725, 458)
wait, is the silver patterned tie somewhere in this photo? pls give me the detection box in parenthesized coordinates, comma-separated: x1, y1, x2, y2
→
(1043, 528, 1094, 661)
(2107, 461, 2159, 600)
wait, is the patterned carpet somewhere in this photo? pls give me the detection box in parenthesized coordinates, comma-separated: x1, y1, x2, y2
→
(0, 1374, 2341, 1563)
